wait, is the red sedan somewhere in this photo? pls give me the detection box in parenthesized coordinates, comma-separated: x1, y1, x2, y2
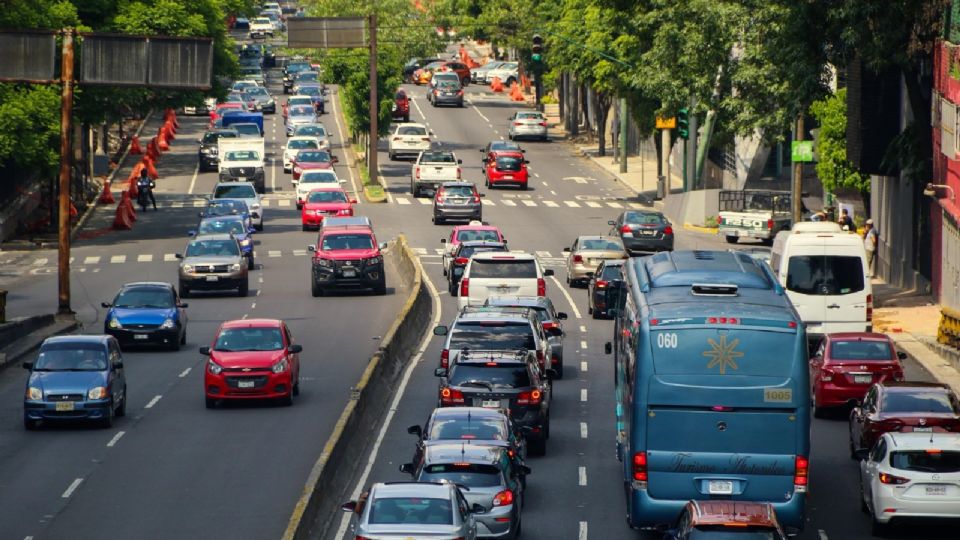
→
(200, 318, 302, 408)
(483, 151, 529, 189)
(291, 149, 338, 180)
(810, 332, 905, 416)
(301, 187, 356, 231)
(848, 381, 960, 458)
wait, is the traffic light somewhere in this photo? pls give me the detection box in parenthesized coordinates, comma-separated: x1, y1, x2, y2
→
(531, 34, 543, 63)
(677, 108, 689, 139)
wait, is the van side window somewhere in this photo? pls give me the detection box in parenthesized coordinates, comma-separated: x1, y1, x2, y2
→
(786, 255, 864, 295)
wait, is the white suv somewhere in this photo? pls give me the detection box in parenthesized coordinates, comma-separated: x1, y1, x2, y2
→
(388, 123, 432, 160)
(458, 251, 553, 309)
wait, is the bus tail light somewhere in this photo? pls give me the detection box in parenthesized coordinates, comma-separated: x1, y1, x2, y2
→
(633, 452, 648, 483)
(537, 278, 546, 296)
(460, 278, 469, 297)
(441, 348, 449, 368)
(867, 294, 873, 321)
(794, 455, 809, 492)
(440, 387, 465, 405)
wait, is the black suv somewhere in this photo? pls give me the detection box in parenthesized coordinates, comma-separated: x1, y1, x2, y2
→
(197, 128, 238, 172)
(444, 241, 508, 294)
(283, 61, 311, 93)
(434, 350, 553, 455)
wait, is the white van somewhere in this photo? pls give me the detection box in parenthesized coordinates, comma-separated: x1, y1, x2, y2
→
(770, 221, 872, 338)
(458, 252, 553, 309)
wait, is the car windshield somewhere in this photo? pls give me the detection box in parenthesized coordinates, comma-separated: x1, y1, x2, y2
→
(203, 131, 236, 143)
(246, 87, 268, 96)
(34, 344, 108, 371)
(459, 245, 507, 259)
(206, 201, 247, 216)
(295, 125, 326, 137)
(456, 229, 499, 243)
(213, 327, 284, 352)
(882, 391, 957, 414)
(289, 98, 313, 107)
(214, 185, 256, 199)
(321, 233, 373, 251)
(468, 259, 537, 279)
(419, 464, 502, 488)
(624, 211, 666, 225)
(198, 219, 245, 236)
(829, 340, 893, 360)
(290, 106, 314, 116)
(297, 151, 331, 163)
(689, 528, 783, 539)
(287, 63, 309, 72)
(580, 238, 623, 251)
(398, 126, 427, 136)
(298, 86, 321, 96)
(451, 322, 535, 352)
(449, 364, 532, 388)
(495, 156, 522, 171)
(297, 72, 318, 81)
(185, 239, 240, 257)
(891, 450, 960, 473)
(440, 186, 474, 198)
(301, 171, 338, 184)
(786, 255, 865, 295)
(224, 151, 260, 161)
(287, 139, 318, 150)
(429, 418, 507, 441)
(394, 90, 407, 100)
(114, 288, 175, 308)
(368, 497, 453, 525)
(307, 190, 347, 203)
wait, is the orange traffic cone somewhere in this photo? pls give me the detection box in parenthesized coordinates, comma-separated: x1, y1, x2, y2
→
(113, 196, 134, 230)
(147, 138, 160, 160)
(161, 122, 175, 141)
(129, 136, 142, 155)
(143, 157, 159, 179)
(98, 180, 115, 204)
(128, 177, 139, 199)
(158, 133, 170, 151)
(491, 77, 504, 93)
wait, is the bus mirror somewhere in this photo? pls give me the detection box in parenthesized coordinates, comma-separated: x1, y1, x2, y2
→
(604, 342, 612, 355)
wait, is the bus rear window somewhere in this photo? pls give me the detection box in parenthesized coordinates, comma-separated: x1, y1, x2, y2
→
(786, 255, 864, 295)
(651, 329, 799, 377)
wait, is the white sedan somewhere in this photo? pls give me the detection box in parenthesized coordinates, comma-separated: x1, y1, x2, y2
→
(283, 136, 321, 172)
(294, 170, 344, 208)
(387, 123, 432, 160)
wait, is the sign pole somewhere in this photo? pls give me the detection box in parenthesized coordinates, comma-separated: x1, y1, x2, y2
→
(57, 28, 75, 316)
(792, 114, 804, 224)
(368, 13, 378, 189)
(661, 127, 670, 186)
(619, 97, 628, 174)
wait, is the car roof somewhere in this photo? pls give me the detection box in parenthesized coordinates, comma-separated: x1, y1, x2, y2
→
(430, 406, 509, 422)
(826, 332, 893, 342)
(879, 381, 951, 392)
(42, 334, 110, 346)
(321, 226, 372, 236)
(120, 281, 174, 290)
(600, 259, 626, 267)
(688, 501, 780, 528)
(395, 122, 427, 129)
(221, 318, 282, 329)
(189, 233, 235, 241)
(457, 306, 534, 321)
(577, 235, 621, 241)
(423, 442, 505, 465)
(471, 251, 534, 261)
(458, 240, 506, 248)
(372, 482, 453, 498)
(485, 296, 551, 309)
(441, 182, 474, 188)
(886, 431, 960, 450)
(306, 186, 345, 193)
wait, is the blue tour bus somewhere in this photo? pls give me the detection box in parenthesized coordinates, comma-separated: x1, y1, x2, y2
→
(605, 250, 810, 531)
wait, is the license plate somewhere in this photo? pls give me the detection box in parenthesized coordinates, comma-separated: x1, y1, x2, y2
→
(481, 400, 500, 408)
(206, 275, 219, 282)
(56, 401, 75, 412)
(640, 230, 656, 236)
(708, 480, 734, 495)
(854, 374, 872, 384)
(134, 334, 148, 340)
(914, 427, 934, 432)
(238, 380, 255, 388)
(926, 485, 947, 496)
(342, 268, 357, 277)
(238, 177, 246, 182)
(622, 232, 633, 237)
(738, 230, 750, 237)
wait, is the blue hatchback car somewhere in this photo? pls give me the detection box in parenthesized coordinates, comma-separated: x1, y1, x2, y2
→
(23, 335, 127, 429)
(102, 282, 188, 350)
(190, 215, 256, 269)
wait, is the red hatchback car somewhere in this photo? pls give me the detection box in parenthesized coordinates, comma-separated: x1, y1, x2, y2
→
(301, 187, 356, 231)
(810, 332, 905, 416)
(848, 381, 960, 458)
(483, 151, 529, 189)
(291, 149, 338, 180)
(392, 89, 410, 123)
(200, 319, 302, 408)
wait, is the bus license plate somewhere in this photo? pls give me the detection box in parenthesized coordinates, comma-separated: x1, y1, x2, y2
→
(238, 380, 255, 388)
(708, 480, 734, 495)
(56, 402, 75, 412)
(854, 375, 872, 384)
(926, 485, 947, 496)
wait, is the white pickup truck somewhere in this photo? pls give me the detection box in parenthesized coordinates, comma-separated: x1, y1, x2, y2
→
(218, 138, 267, 194)
(249, 17, 274, 39)
(410, 150, 462, 197)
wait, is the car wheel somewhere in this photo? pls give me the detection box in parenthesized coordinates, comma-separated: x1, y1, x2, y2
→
(181, 329, 187, 345)
(311, 279, 323, 297)
(116, 389, 127, 417)
(849, 423, 860, 460)
(100, 406, 114, 429)
(374, 280, 387, 296)
(205, 397, 216, 409)
(293, 376, 301, 396)
(24, 417, 39, 430)
(859, 471, 870, 514)
(279, 392, 294, 406)
(554, 363, 563, 379)
(592, 306, 601, 319)
(449, 280, 457, 295)
(513, 515, 522, 538)
(179, 283, 190, 298)
(255, 222, 263, 232)
(812, 392, 827, 419)
(247, 255, 255, 270)
(302, 224, 309, 232)
(871, 516, 889, 537)
(170, 335, 181, 351)
(389, 152, 395, 160)
(725, 235, 739, 244)
(238, 280, 249, 297)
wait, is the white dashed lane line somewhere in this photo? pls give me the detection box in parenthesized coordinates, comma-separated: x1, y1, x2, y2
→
(578, 466, 587, 486)
(579, 325, 586, 333)
(580, 388, 588, 402)
(580, 361, 588, 372)
(61, 478, 83, 498)
(580, 340, 588, 349)
(179, 367, 191, 378)
(548, 275, 582, 319)
(579, 522, 588, 540)
(580, 422, 588, 438)
(144, 395, 162, 409)
(106, 431, 126, 447)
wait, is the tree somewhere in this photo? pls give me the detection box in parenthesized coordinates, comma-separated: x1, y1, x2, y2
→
(809, 89, 869, 206)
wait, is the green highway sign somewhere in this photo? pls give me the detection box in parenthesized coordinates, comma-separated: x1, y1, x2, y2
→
(791, 141, 814, 163)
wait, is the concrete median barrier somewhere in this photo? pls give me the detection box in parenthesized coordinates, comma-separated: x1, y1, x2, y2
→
(282, 233, 433, 540)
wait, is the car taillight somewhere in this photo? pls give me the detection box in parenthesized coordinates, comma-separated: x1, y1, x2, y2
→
(440, 387, 465, 405)
(415, 166, 421, 179)
(620, 225, 632, 234)
(513, 122, 522, 126)
(867, 293, 873, 321)
(392, 137, 400, 141)
(454, 257, 468, 265)
(536, 350, 545, 367)
(460, 278, 469, 297)
(472, 194, 480, 203)
(541, 321, 558, 332)
(879, 472, 910, 485)
(767, 219, 774, 229)
(878, 418, 904, 432)
(456, 167, 462, 179)
(355, 536, 371, 540)
(596, 280, 608, 289)
(633, 452, 648, 482)
(457, 90, 464, 96)
(573, 254, 583, 263)
(434, 89, 440, 95)
(435, 188, 444, 202)
(516, 389, 542, 405)
(794, 455, 809, 491)
(538, 121, 547, 127)
(664, 226, 674, 235)
(492, 489, 514, 506)
(441, 348, 449, 368)
(422, 137, 431, 141)
(537, 278, 546, 296)
(820, 368, 834, 382)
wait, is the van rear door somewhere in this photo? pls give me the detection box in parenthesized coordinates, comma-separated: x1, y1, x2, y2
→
(783, 236, 869, 334)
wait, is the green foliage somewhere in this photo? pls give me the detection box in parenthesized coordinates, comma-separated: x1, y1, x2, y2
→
(0, 85, 62, 174)
(809, 89, 869, 195)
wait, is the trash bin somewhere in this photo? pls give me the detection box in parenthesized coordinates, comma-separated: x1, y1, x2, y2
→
(0, 289, 6, 323)
(656, 175, 666, 200)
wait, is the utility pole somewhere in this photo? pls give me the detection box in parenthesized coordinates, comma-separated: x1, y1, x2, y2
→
(619, 97, 628, 174)
(57, 28, 75, 316)
(686, 101, 698, 191)
(661, 127, 670, 188)
(368, 13, 378, 188)
(791, 114, 805, 224)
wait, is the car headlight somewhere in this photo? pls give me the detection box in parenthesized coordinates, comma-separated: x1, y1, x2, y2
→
(202, 147, 216, 155)
(230, 263, 242, 272)
(294, 166, 302, 174)
(366, 255, 383, 265)
(207, 359, 223, 375)
(272, 358, 289, 374)
(182, 264, 195, 274)
(160, 318, 176, 329)
(267, 99, 275, 106)
(26, 387, 42, 400)
(108, 317, 123, 329)
(251, 203, 261, 211)
(314, 209, 324, 215)
(315, 258, 332, 267)
(337, 208, 352, 216)
(88, 387, 108, 400)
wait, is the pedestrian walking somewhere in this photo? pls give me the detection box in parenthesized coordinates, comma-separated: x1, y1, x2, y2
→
(838, 208, 854, 231)
(864, 219, 878, 277)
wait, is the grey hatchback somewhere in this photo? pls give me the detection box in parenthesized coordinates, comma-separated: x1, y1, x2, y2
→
(608, 210, 675, 254)
(433, 182, 482, 224)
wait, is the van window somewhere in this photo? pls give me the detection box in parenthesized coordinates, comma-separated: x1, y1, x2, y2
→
(786, 255, 864, 295)
(468, 259, 537, 279)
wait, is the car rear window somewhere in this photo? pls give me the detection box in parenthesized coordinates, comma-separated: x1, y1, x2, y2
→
(495, 156, 522, 171)
(295, 125, 326, 137)
(448, 364, 532, 389)
(891, 450, 960, 473)
(300, 171, 338, 184)
(233, 124, 261, 136)
(786, 255, 864, 295)
(369, 497, 453, 525)
(451, 322, 535, 351)
(296, 151, 331, 162)
(422, 151, 456, 163)
(882, 391, 957, 414)
(517, 112, 543, 120)
(829, 340, 893, 360)
(398, 126, 427, 136)
(419, 464, 502, 488)
(429, 418, 507, 440)
(468, 259, 537, 279)
(624, 211, 666, 225)
(601, 264, 623, 280)
(290, 105, 314, 115)
(198, 219, 245, 236)
(581, 238, 623, 250)
(459, 245, 507, 259)
(307, 190, 347, 203)
(441, 186, 474, 197)
(456, 230, 500, 243)
(287, 139, 318, 149)
(215, 184, 256, 199)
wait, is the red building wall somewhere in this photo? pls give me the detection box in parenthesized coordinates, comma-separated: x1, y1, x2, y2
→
(931, 41, 960, 302)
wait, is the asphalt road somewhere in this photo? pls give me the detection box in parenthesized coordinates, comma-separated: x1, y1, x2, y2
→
(0, 59, 408, 539)
(320, 80, 958, 540)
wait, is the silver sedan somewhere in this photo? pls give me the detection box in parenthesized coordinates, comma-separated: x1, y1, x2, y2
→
(341, 482, 480, 540)
(507, 111, 548, 141)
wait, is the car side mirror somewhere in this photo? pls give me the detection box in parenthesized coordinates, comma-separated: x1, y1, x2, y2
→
(853, 448, 870, 461)
(897, 351, 907, 360)
(471, 503, 486, 514)
(340, 501, 357, 513)
(607, 220, 616, 226)
(545, 368, 558, 380)
(518, 465, 532, 476)
(179, 303, 189, 308)
(199, 346, 211, 356)
(101, 302, 112, 308)
(557, 312, 568, 320)
(350, 199, 358, 204)
(332, 156, 339, 163)
(478, 148, 484, 153)
(457, 159, 462, 164)
(433, 325, 449, 336)
(440, 238, 447, 244)
(543, 269, 554, 276)
(563, 247, 571, 252)
(188, 230, 197, 237)
(288, 344, 303, 354)
(524, 160, 530, 164)
(175, 253, 183, 259)
(399, 463, 415, 475)
(604, 342, 612, 355)
(21, 361, 33, 370)
(586, 272, 594, 279)
(434, 368, 448, 377)
(407, 424, 423, 436)
(113, 361, 124, 370)
(197, 138, 203, 144)
(307, 245, 316, 252)
(378, 242, 388, 250)
(248, 227, 257, 234)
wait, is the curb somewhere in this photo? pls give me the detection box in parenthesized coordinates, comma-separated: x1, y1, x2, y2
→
(683, 223, 719, 235)
(889, 332, 960, 396)
(362, 185, 387, 203)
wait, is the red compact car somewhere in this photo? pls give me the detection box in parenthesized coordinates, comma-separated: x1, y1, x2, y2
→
(301, 187, 356, 231)
(201, 318, 302, 408)
(810, 332, 905, 416)
(392, 89, 410, 123)
(848, 381, 960, 458)
(483, 151, 529, 189)
(291, 149, 337, 180)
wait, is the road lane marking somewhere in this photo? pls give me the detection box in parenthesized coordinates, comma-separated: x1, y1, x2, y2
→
(581, 388, 588, 402)
(271, 157, 277, 192)
(543, 200, 559, 207)
(521, 200, 537, 207)
(535, 251, 551, 258)
(579, 466, 587, 486)
(548, 275, 582, 319)
(434, 248, 445, 255)
(137, 254, 153, 262)
(581, 361, 588, 372)
(606, 202, 623, 208)
(33, 258, 47, 266)
(502, 200, 516, 207)
(330, 85, 360, 198)
(533, 173, 540, 178)
(145, 395, 162, 409)
(187, 163, 200, 194)
(580, 340, 588, 349)
(818, 531, 828, 540)
(579, 522, 588, 540)
(110, 255, 126, 264)
(251, 302, 256, 309)
(83, 256, 100, 264)
(580, 325, 587, 332)
(179, 368, 191, 378)
(411, 95, 426, 121)
(564, 201, 581, 208)
(192, 200, 205, 207)
(417, 198, 432, 205)
(471, 104, 490, 123)
(268, 250, 282, 257)
(585, 201, 602, 208)
(62, 478, 83, 498)
(293, 249, 307, 256)
(629, 202, 646, 209)
(396, 197, 411, 205)
(257, 290, 262, 296)
(164, 253, 177, 262)
(580, 422, 588, 438)
(278, 199, 291, 207)
(106, 431, 126, 447)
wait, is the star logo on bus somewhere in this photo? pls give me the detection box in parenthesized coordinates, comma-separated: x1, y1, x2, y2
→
(703, 335, 744, 375)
